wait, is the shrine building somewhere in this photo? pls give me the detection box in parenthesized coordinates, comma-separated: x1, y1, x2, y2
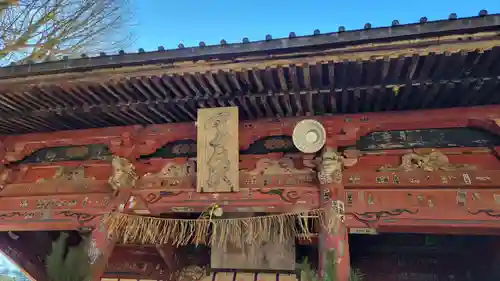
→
(0, 10, 499, 281)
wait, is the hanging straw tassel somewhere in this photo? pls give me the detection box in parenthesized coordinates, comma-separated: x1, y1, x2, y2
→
(105, 208, 332, 247)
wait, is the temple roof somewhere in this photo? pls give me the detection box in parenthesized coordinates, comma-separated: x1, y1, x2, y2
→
(0, 11, 499, 134)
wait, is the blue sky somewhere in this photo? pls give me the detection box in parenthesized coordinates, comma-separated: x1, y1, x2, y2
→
(129, 0, 499, 51)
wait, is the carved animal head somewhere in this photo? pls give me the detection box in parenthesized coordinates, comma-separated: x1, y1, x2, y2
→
(318, 148, 342, 173)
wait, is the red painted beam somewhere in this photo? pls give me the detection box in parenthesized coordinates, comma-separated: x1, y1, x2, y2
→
(0, 105, 499, 162)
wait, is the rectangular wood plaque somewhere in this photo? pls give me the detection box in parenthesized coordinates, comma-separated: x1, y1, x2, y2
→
(196, 107, 239, 192)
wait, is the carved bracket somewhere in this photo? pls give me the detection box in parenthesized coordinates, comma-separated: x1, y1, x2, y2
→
(316, 147, 357, 185)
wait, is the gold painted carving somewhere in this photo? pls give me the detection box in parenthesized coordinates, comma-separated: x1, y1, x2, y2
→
(317, 147, 343, 185)
(242, 157, 314, 175)
(378, 150, 476, 172)
(36, 166, 94, 189)
(196, 107, 239, 193)
(108, 156, 137, 191)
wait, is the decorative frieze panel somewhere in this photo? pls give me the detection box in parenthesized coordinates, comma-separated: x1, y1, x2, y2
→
(0, 194, 111, 212)
(345, 170, 500, 187)
(0, 210, 103, 230)
(355, 127, 500, 151)
(0, 163, 114, 196)
(345, 188, 500, 228)
(378, 150, 476, 172)
(0, 126, 141, 163)
(131, 155, 319, 213)
(19, 144, 112, 164)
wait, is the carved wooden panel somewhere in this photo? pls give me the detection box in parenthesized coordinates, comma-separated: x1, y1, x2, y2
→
(1, 126, 141, 163)
(0, 163, 114, 196)
(132, 155, 319, 213)
(0, 193, 111, 212)
(241, 135, 299, 154)
(196, 107, 239, 193)
(211, 237, 295, 270)
(139, 139, 197, 159)
(355, 127, 500, 151)
(345, 170, 500, 187)
(346, 147, 500, 172)
(19, 144, 112, 164)
(344, 188, 500, 229)
(104, 246, 170, 279)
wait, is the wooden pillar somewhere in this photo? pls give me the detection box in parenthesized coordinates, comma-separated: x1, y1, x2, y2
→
(317, 147, 350, 281)
(88, 217, 117, 281)
(89, 156, 137, 281)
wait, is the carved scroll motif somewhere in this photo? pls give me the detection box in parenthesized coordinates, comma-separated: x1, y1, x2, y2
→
(197, 107, 239, 193)
(317, 147, 343, 185)
(242, 157, 314, 176)
(378, 150, 476, 172)
(36, 166, 95, 189)
(108, 156, 137, 191)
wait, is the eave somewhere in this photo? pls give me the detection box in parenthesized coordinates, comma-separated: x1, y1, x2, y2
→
(0, 13, 498, 134)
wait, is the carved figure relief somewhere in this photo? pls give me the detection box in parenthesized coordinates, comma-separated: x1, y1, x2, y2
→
(108, 156, 138, 191)
(317, 147, 343, 185)
(197, 107, 239, 192)
(144, 159, 196, 178)
(242, 157, 313, 176)
(36, 166, 94, 189)
(378, 150, 476, 172)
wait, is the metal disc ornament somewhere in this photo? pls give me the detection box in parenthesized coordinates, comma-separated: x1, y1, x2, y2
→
(292, 119, 326, 153)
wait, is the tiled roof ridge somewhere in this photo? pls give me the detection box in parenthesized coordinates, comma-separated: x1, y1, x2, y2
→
(0, 10, 498, 78)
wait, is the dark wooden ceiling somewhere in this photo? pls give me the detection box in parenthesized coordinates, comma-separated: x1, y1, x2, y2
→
(0, 12, 499, 134)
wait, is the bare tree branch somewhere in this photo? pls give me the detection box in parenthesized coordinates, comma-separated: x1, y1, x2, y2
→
(0, 0, 133, 64)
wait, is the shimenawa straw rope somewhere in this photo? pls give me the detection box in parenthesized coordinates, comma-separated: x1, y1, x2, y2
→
(106, 207, 340, 247)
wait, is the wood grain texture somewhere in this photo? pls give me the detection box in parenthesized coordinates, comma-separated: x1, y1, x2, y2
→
(210, 238, 295, 270)
(197, 107, 239, 192)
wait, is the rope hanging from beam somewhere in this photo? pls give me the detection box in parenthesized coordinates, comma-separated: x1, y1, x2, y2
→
(105, 207, 341, 247)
